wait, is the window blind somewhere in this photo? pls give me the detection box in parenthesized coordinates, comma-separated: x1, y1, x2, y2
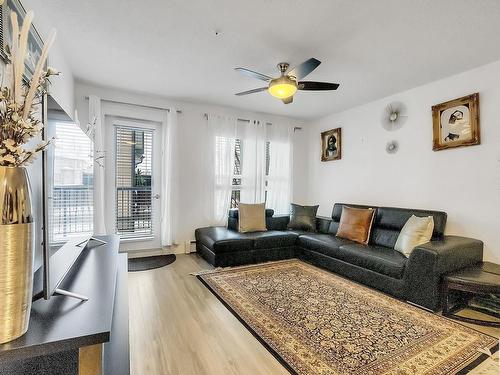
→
(51, 122, 94, 243)
(115, 126, 154, 239)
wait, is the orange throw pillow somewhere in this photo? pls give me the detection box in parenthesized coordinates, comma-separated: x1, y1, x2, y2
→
(336, 206, 375, 244)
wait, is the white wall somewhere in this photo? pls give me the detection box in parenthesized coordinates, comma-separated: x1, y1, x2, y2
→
(74, 82, 307, 253)
(305, 60, 500, 262)
(22, 0, 76, 118)
(46, 43, 75, 118)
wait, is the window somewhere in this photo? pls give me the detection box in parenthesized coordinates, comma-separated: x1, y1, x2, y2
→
(230, 139, 270, 208)
(115, 126, 154, 239)
(211, 118, 292, 219)
(231, 138, 242, 208)
(50, 121, 94, 243)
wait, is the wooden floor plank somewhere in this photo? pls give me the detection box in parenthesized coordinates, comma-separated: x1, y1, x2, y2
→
(128, 254, 500, 375)
(128, 254, 289, 375)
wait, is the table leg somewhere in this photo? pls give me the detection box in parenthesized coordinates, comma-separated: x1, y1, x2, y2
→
(79, 344, 102, 375)
(442, 281, 449, 316)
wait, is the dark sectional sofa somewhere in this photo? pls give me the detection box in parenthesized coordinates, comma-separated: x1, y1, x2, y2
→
(195, 203, 483, 311)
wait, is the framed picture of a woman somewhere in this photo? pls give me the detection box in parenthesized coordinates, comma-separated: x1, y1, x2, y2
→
(321, 127, 341, 161)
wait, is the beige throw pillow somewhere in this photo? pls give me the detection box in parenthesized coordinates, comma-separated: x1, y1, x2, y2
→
(238, 203, 267, 233)
(395, 215, 434, 256)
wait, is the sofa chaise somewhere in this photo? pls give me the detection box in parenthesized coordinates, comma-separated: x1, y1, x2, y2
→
(195, 203, 483, 311)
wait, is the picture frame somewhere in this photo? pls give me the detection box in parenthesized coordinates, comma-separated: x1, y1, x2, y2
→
(321, 127, 341, 161)
(0, 0, 46, 81)
(432, 93, 480, 151)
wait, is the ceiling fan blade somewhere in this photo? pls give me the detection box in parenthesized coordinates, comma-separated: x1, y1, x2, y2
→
(282, 96, 293, 104)
(235, 87, 268, 96)
(298, 81, 339, 91)
(287, 58, 321, 80)
(235, 67, 272, 82)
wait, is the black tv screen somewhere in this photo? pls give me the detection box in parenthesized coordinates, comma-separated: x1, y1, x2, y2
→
(33, 95, 94, 300)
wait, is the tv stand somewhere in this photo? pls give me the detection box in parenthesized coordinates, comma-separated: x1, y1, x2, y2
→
(81, 236, 108, 247)
(53, 288, 89, 301)
(49, 236, 109, 302)
(0, 235, 129, 375)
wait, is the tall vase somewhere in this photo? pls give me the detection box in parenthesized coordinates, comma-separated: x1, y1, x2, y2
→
(0, 166, 34, 344)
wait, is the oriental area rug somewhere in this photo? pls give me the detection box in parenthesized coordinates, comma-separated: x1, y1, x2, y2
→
(197, 259, 498, 375)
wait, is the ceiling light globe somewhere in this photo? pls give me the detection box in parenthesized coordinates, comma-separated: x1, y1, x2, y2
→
(268, 77, 297, 99)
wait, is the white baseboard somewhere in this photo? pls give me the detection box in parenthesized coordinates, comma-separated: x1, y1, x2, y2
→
(126, 242, 196, 258)
(184, 240, 196, 254)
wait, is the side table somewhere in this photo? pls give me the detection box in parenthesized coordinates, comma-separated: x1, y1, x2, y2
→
(442, 262, 500, 327)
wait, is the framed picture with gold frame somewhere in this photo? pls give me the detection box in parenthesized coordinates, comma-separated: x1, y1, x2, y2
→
(0, 0, 46, 81)
(321, 127, 341, 161)
(432, 93, 480, 151)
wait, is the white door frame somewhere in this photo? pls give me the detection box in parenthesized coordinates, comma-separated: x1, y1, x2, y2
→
(105, 115, 163, 252)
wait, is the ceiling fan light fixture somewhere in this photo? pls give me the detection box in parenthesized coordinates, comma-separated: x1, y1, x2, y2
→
(268, 76, 297, 99)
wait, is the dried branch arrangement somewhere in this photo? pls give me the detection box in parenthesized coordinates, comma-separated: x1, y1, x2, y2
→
(0, 10, 58, 166)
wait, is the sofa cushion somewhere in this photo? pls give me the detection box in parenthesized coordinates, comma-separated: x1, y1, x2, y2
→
(370, 228, 400, 250)
(337, 244, 408, 279)
(371, 207, 446, 248)
(286, 229, 313, 237)
(297, 234, 354, 257)
(245, 231, 298, 249)
(195, 227, 254, 254)
(331, 203, 375, 221)
(376, 207, 447, 239)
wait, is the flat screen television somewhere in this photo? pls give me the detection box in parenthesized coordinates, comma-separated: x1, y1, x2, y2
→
(33, 95, 103, 302)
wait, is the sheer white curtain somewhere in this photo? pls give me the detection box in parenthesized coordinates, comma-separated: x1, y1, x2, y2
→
(160, 109, 178, 246)
(88, 95, 107, 235)
(240, 119, 267, 204)
(204, 114, 237, 225)
(266, 122, 293, 214)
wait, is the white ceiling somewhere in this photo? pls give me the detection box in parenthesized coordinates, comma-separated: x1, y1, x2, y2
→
(24, 0, 500, 120)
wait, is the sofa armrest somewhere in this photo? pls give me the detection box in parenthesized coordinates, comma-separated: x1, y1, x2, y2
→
(408, 235, 483, 274)
(404, 235, 483, 310)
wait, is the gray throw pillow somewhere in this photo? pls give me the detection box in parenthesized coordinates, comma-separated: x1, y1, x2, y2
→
(287, 204, 319, 232)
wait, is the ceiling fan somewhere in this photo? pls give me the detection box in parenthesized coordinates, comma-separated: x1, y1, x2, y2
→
(234, 58, 339, 104)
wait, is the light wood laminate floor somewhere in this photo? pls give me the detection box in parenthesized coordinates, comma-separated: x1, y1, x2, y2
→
(128, 254, 500, 375)
(128, 253, 289, 375)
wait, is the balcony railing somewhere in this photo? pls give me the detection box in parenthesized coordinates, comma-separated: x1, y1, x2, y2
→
(51, 186, 93, 242)
(116, 186, 152, 238)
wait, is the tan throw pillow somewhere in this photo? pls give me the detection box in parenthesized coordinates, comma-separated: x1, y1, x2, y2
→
(238, 203, 267, 233)
(336, 206, 375, 244)
(395, 215, 434, 256)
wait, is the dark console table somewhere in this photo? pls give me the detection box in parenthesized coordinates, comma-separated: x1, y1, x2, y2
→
(0, 235, 129, 375)
(442, 261, 500, 327)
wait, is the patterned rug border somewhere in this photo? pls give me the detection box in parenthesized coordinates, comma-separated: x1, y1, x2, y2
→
(197, 259, 499, 374)
(197, 273, 298, 375)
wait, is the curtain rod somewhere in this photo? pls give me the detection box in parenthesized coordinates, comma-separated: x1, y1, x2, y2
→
(203, 113, 251, 122)
(203, 113, 302, 131)
(84, 96, 182, 113)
